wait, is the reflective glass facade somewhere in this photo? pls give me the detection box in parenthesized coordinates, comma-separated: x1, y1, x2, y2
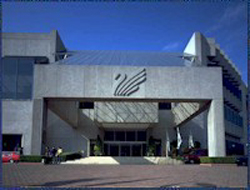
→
(223, 77, 242, 100)
(224, 105, 243, 127)
(2, 57, 34, 99)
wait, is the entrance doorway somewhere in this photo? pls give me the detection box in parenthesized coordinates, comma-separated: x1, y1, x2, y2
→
(104, 143, 146, 156)
(104, 130, 147, 156)
(2, 134, 22, 151)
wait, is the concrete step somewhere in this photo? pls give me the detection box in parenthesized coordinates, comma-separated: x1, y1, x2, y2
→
(62, 156, 184, 165)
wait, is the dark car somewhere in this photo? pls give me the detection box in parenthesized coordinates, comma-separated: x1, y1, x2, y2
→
(183, 149, 207, 164)
(236, 156, 248, 166)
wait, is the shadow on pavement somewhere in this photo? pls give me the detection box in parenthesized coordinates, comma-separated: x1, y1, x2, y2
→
(40, 176, 166, 187)
(161, 181, 217, 188)
(85, 177, 166, 187)
(42, 177, 101, 186)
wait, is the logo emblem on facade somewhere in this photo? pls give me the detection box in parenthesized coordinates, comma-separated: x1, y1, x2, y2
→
(114, 68, 147, 96)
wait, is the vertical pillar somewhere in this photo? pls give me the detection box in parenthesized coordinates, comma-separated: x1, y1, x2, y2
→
(207, 99, 226, 157)
(31, 99, 44, 155)
(165, 129, 170, 157)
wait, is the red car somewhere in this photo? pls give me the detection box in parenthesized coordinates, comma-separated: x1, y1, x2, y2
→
(183, 149, 207, 164)
(2, 152, 20, 163)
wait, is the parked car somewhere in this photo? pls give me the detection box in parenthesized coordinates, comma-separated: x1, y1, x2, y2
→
(2, 152, 20, 163)
(183, 149, 207, 164)
(236, 156, 248, 166)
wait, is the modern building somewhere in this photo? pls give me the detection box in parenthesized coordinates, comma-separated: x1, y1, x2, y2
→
(2, 30, 248, 157)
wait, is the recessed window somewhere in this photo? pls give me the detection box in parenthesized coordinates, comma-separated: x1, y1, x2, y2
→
(159, 103, 171, 110)
(2, 134, 22, 151)
(79, 102, 94, 109)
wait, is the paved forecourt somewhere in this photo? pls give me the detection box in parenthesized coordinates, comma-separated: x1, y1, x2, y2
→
(3, 163, 247, 188)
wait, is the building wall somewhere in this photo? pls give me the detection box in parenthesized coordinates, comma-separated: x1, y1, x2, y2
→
(2, 100, 33, 155)
(46, 107, 103, 156)
(185, 32, 248, 155)
(2, 30, 57, 63)
(34, 65, 223, 100)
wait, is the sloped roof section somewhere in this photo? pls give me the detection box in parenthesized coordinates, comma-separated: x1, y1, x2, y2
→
(55, 50, 197, 67)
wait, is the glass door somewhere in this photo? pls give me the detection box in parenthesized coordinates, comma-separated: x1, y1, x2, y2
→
(120, 145, 130, 156)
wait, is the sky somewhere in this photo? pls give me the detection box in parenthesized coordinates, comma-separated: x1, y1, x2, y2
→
(2, 1, 248, 83)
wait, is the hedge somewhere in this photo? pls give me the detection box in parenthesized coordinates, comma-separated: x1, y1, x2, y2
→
(20, 152, 82, 162)
(200, 156, 236, 164)
(20, 155, 42, 162)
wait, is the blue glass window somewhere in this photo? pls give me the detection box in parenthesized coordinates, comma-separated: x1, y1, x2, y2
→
(2, 57, 34, 99)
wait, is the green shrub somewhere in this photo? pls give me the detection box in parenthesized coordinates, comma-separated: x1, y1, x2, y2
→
(20, 155, 42, 162)
(147, 144, 156, 156)
(94, 145, 102, 156)
(200, 156, 236, 164)
(20, 152, 82, 162)
(176, 155, 184, 161)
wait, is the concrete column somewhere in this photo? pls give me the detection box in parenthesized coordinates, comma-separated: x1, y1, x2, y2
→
(165, 129, 170, 157)
(207, 99, 226, 157)
(31, 99, 44, 155)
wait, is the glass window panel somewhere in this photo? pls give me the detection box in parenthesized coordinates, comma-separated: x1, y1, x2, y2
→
(104, 131, 114, 141)
(17, 58, 34, 99)
(126, 131, 136, 141)
(137, 131, 146, 141)
(109, 145, 119, 156)
(104, 144, 109, 156)
(2, 58, 18, 99)
(115, 131, 125, 141)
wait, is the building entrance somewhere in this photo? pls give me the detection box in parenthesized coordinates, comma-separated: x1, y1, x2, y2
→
(103, 130, 147, 156)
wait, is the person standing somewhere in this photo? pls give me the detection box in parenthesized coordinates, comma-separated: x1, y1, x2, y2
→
(56, 147, 63, 164)
(45, 146, 50, 157)
(50, 147, 57, 164)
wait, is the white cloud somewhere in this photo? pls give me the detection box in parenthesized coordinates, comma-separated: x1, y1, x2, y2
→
(206, 3, 246, 34)
(162, 42, 180, 51)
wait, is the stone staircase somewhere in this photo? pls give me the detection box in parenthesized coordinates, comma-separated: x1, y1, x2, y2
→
(62, 156, 183, 165)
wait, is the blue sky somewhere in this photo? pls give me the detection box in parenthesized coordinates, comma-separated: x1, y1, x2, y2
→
(3, 1, 247, 83)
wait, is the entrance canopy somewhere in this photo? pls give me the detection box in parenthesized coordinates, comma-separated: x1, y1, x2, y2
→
(33, 65, 226, 157)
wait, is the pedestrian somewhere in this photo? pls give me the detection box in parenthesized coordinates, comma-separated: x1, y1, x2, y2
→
(50, 147, 57, 164)
(45, 146, 50, 157)
(56, 147, 63, 164)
